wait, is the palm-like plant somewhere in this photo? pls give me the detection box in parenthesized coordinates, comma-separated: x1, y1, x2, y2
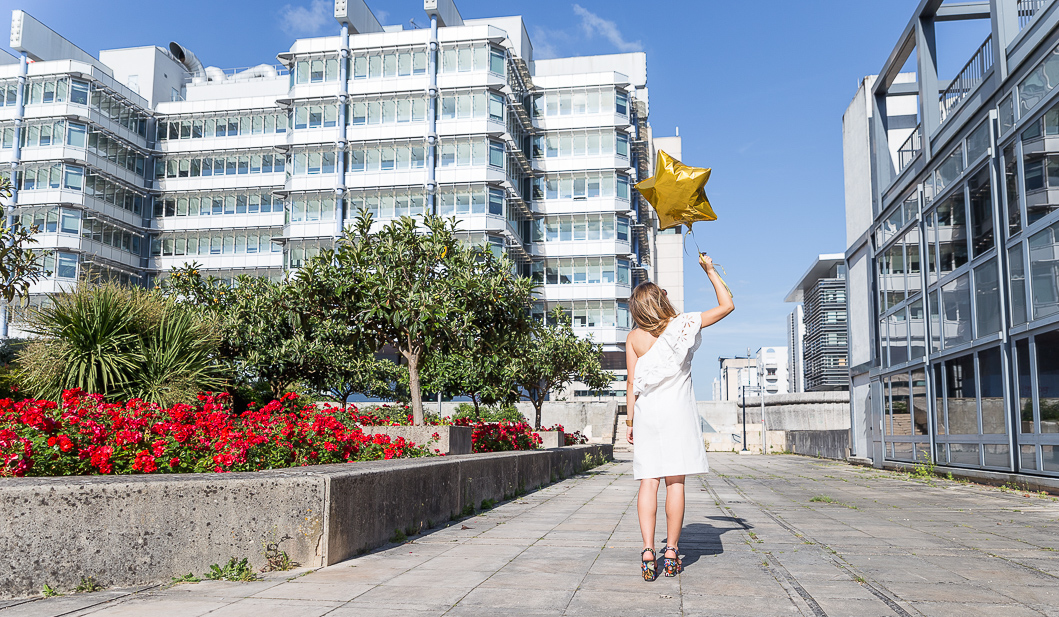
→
(18, 284, 226, 404)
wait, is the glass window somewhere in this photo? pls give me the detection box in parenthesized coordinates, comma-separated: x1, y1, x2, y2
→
(945, 354, 977, 435)
(979, 347, 1006, 435)
(974, 259, 1001, 337)
(56, 253, 77, 279)
(70, 81, 89, 106)
(489, 141, 504, 168)
(966, 121, 989, 163)
(941, 274, 972, 348)
(967, 166, 993, 258)
(909, 299, 925, 360)
(935, 147, 964, 195)
(936, 191, 968, 274)
(1017, 338, 1034, 434)
(66, 122, 86, 148)
(63, 165, 84, 191)
(489, 49, 505, 75)
(1003, 144, 1021, 237)
(489, 92, 504, 121)
(59, 210, 79, 234)
(1035, 329, 1059, 434)
(889, 310, 908, 366)
(1010, 244, 1027, 326)
(488, 188, 504, 216)
(999, 95, 1014, 135)
(1029, 220, 1059, 320)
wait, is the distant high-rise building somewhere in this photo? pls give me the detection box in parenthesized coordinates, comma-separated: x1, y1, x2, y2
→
(786, 305, 805, 393)
(755, 346, 789, 396)
(786, 254, 848, 392)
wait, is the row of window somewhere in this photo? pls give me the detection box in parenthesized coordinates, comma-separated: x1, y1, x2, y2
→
(287, 244, 324, 269)
(437, 187, 506, 217)
(530, 257, 632, 286)
(293, 57, 344, 84)
(158, 113, 288, 140)
(5, 77, 148, 137)
(348, 97, 427, 125)
(7, 121, 148, 178)
(17, 163, 84, 192)
(531, 300, 632, 329)
(530, 88, 629, 118)
(85, 170, 148, 215)
(439, 92, 504, 122)
(348, 191, 426, 220)
(15, 207, 142, 259)
(158, 152, 285, 178)
(152, 230, 283, 257)
(531, 172, 631, 201)
(528, 214, 630, 243)
(531, 131, 629, 159)
(287, 195, 339, 223)
(153, 192, 283, 218)
(80, 218, 143, 257)
(38, 252, 79, 280)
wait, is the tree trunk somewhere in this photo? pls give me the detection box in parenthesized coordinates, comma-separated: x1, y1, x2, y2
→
(533, 392, 543, 430)
(404, 343, 424, 425)
(471, 394, 480, 421)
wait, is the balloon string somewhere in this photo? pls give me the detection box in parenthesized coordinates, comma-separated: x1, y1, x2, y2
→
(683, 225, 733, 298)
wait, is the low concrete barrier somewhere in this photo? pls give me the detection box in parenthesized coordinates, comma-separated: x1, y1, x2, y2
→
(363, 425, 472, 454)
(0, 444, 611, 598)
(785, 429, 850, 460)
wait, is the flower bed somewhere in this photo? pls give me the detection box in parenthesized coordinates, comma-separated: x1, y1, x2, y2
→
(354, 404, 544, 453)
(0, 390, 430, 477)
(543, 424, 590, 446)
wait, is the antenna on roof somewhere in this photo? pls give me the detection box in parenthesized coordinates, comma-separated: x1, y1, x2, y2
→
(410, 18, 421, 29)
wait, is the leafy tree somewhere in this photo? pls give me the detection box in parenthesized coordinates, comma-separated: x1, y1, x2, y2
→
(319, 212, 535, 425)
(161, 265, 327, 398)
(0, 176, 49, 304)
(423, 341, 519, 419)
(510, 308, 614, 429)
(17, 284, 225, 404)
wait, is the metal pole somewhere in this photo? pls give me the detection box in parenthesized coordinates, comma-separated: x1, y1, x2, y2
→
(426, 15, 438, 214)
(335, 21, 349, 238)
(741, 349, 750, 452)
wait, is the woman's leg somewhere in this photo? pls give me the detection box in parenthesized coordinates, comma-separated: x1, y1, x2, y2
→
(663, 475, 686, 556)
(637, 478, 661, 556)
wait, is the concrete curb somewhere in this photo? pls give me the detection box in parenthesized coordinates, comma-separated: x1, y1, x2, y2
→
(0, 444, 612, 598)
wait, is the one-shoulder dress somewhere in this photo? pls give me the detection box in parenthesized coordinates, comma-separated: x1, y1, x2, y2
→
(631, 312, 709, 480)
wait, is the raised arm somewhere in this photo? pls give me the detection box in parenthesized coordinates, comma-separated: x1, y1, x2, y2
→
(698, 254, 735, 328)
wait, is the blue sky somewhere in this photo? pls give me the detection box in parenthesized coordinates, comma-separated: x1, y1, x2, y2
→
(3, 0, 995, 398)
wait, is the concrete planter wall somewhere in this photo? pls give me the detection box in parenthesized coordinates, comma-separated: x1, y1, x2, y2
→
(363, 425, 473, 454)
(537, 430, 564, 449)
(0, 444, 611, 598)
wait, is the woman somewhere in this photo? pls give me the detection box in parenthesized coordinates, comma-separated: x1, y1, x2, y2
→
(625, 254, 734, 580)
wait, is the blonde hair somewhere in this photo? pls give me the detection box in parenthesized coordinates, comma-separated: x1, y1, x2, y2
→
(630, 282, 678, 336)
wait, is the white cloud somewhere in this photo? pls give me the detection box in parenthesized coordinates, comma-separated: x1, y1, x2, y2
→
(572, 4, 643, 52)
(374, 9, 389, 25)
(531, 27, 564, 60)
(279, 0, 331, 36)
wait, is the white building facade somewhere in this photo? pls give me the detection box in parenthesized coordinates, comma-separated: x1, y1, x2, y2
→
(0, 2, 680, 386)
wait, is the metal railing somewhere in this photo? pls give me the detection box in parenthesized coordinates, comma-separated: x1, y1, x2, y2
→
(1019, 0, 1052, 30)
(897, 123, 922, 172)
(939, 35, 994, 123)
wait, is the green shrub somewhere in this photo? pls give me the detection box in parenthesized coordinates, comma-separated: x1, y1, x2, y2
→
(451, 403, 524, 423)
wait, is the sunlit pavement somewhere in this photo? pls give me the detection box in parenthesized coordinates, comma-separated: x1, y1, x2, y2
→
(6, 452, 1059, 617)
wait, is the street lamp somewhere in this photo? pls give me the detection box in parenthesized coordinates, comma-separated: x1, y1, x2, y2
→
(740, 347, 751, 454)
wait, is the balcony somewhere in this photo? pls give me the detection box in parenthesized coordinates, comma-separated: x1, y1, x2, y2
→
(938, 36, 993, 125)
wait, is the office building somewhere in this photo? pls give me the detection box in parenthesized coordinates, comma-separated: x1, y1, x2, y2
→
(843, 0, 1059, 475)
(786, 305, 805, 393)
(716, 356, 758, 402)
(785, 254, 848, 392)
(0, 1, 681, 384)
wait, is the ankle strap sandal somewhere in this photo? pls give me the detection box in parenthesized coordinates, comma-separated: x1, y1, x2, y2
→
(661, 546, 682, 577)
(640, 548, 657, 581)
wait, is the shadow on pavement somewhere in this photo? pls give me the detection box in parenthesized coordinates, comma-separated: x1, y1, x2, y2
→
(664, 517, 749, 568)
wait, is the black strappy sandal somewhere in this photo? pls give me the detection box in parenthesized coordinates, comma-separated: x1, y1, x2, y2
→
(641, 548, 657, 581)
(661, 546, 682, 577)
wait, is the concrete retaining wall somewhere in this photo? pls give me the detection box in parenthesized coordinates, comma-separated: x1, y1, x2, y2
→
(785, 430, 851, 460)
(0, 444, 611, 598)
(420, 401, 619, 444)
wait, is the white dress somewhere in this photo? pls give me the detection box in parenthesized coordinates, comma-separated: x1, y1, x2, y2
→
(631, 312, 710, 480)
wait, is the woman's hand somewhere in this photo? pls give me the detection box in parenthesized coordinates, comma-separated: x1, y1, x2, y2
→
(626, 425, 634, 444)
(698, 253, 715, 273)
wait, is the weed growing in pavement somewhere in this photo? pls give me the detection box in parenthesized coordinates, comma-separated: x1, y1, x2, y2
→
(810, 495, 836, 503)
(262, 541, 300, 572)
(205, 558, 260, 582)
(480, 498, 497, 511)
(390, 528, 408, 544)
(75, 577, 103, 593)
(41, 584, 60, 597)
(171, 573, 201, 585)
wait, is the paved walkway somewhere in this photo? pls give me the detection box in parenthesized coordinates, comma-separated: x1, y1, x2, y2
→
(5, 452, 1059, 617)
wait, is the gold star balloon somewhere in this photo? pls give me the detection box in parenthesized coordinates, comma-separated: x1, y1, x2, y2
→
(635, 150, 716, 231)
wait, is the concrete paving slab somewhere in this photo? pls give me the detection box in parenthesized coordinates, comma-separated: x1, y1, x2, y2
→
(12, 453, 1059, 616)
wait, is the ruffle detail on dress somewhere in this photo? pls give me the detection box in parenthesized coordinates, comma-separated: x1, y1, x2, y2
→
(632, 313, 702, 396)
